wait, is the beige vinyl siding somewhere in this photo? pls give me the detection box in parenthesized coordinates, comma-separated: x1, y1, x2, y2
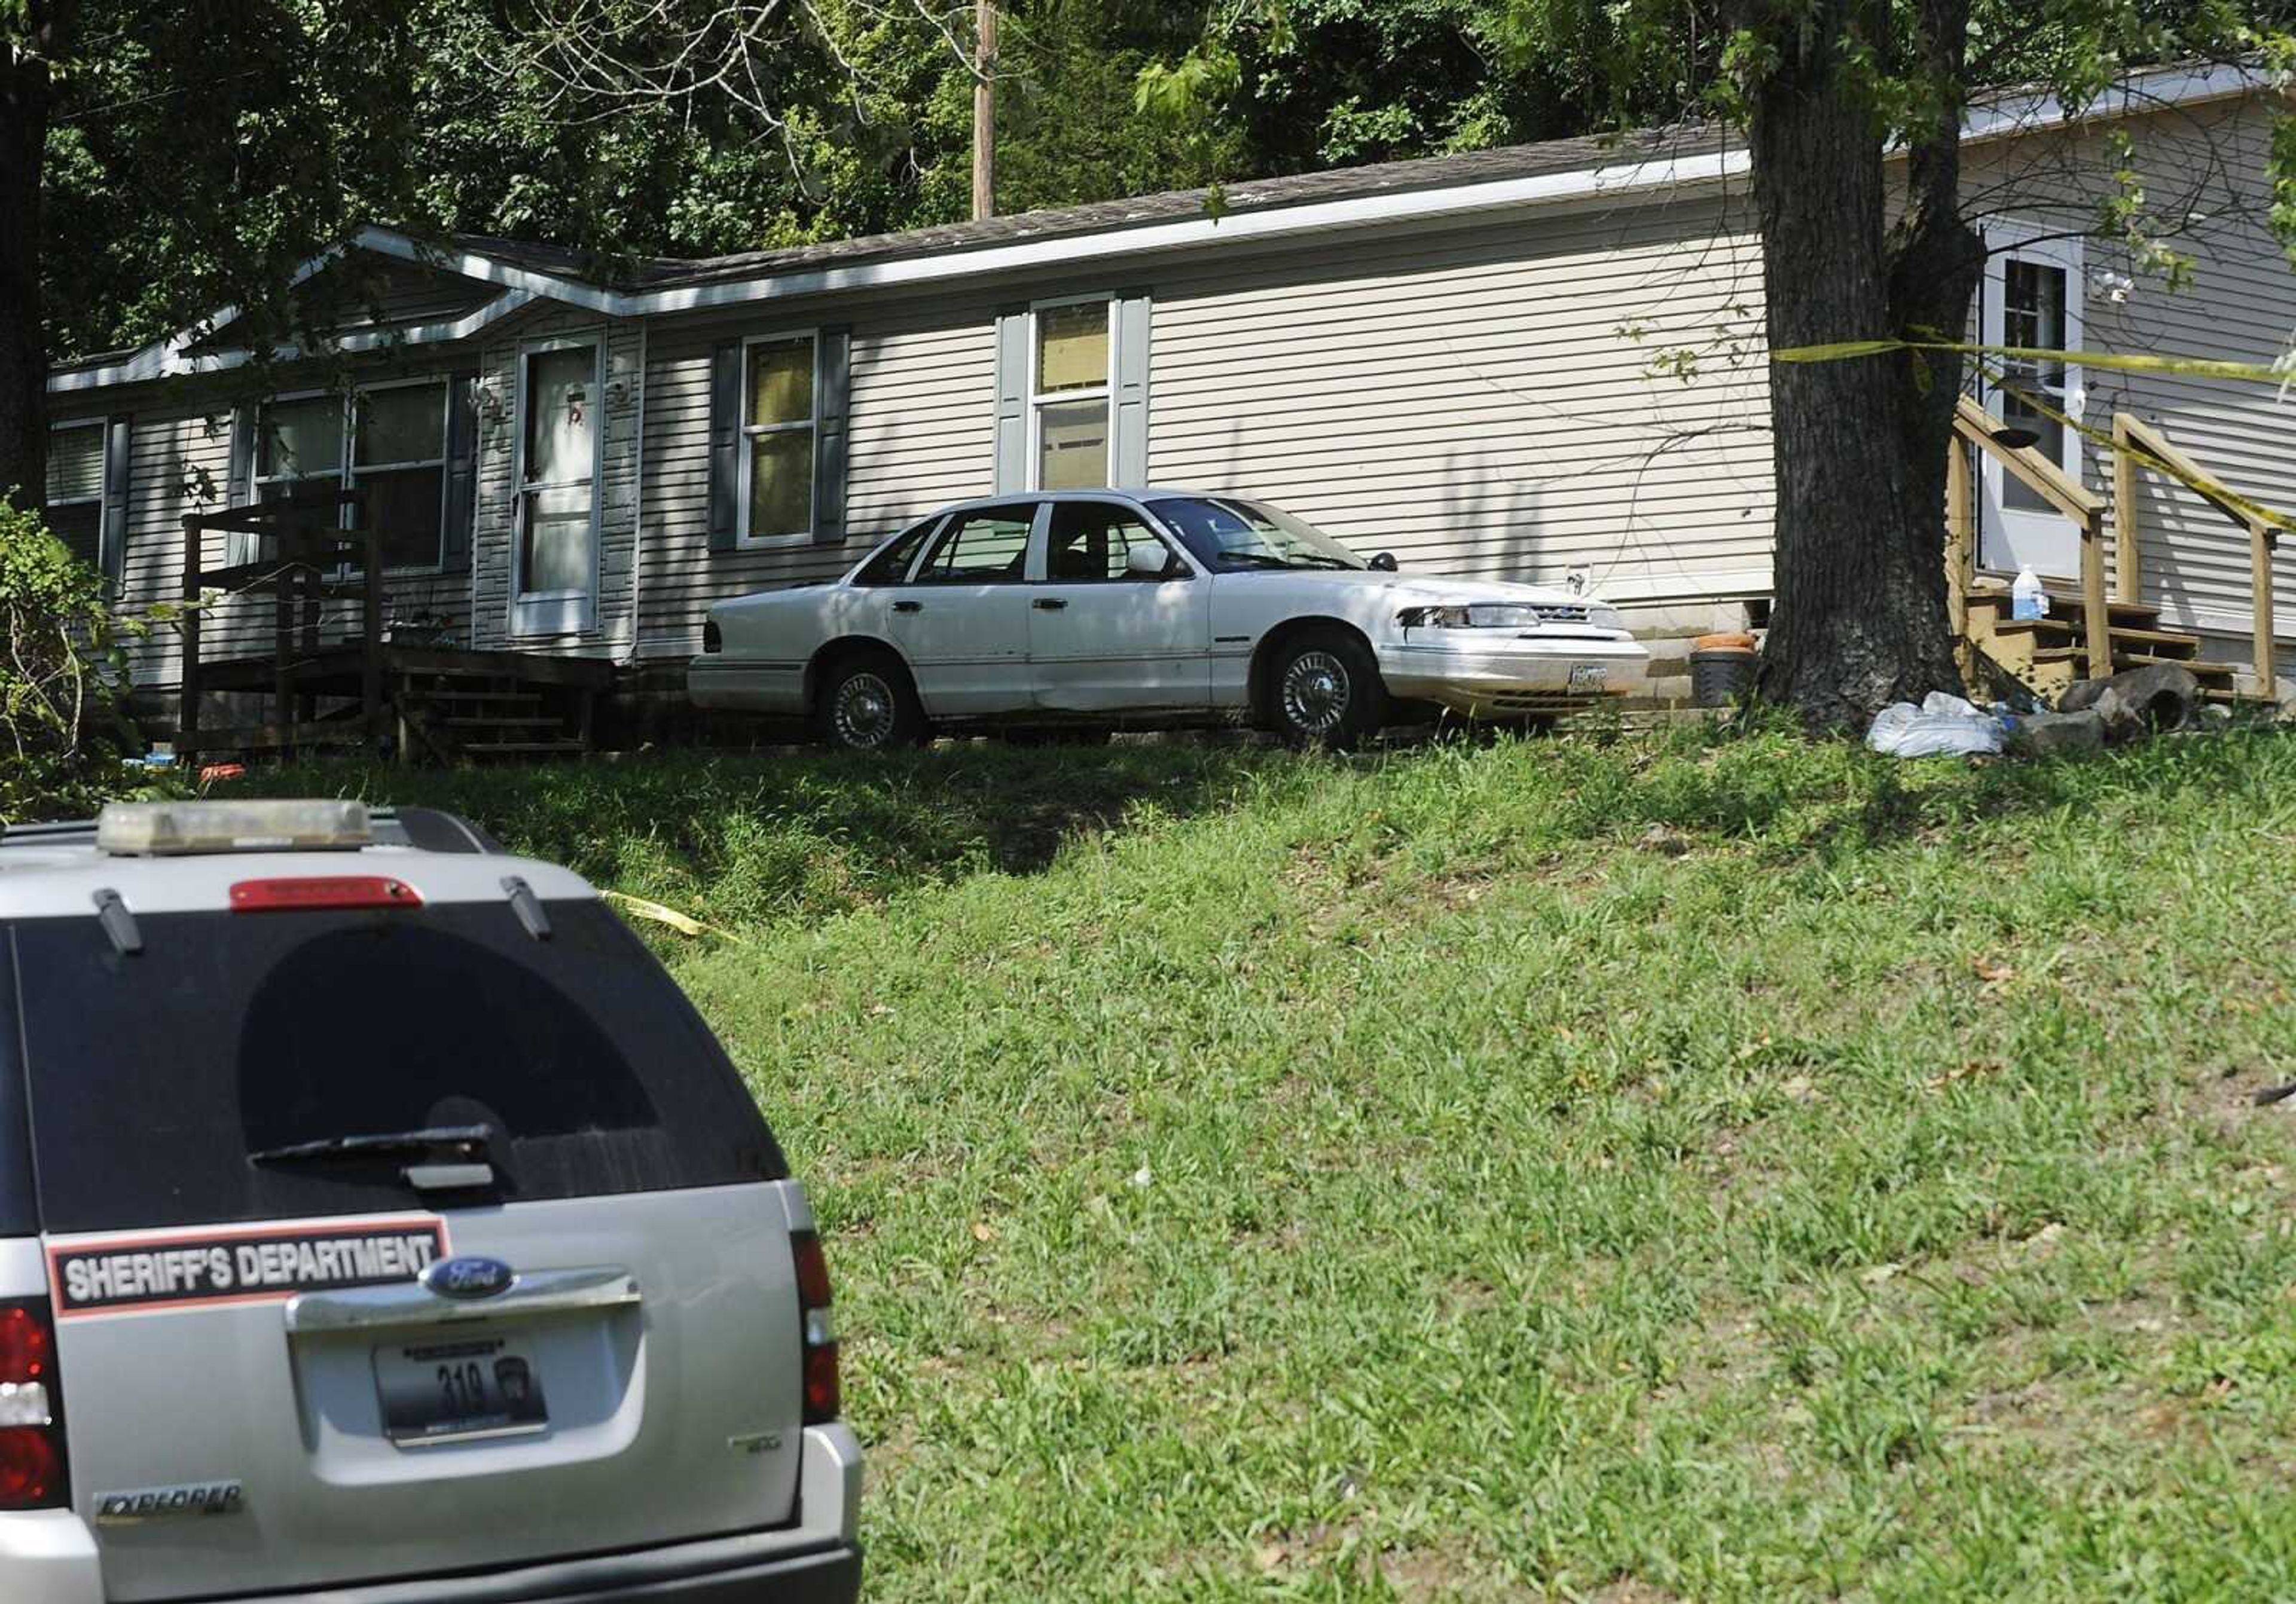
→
(2080, 100, 2296, 645)
(633, 296, 997, 657)
(469, 306, 645, 656)
(112, 409, 236, 689)
(1962, 96, 2296, 646)
(1146, 195, 1775, 602)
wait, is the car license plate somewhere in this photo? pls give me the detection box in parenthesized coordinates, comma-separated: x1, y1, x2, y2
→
(1567, 664, 1608, 692)
(374, 1333, 548, 1446)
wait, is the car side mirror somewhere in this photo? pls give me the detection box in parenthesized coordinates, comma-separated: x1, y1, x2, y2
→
(1125, 542, 1171, 579)
(1370, 552, 1399, 573)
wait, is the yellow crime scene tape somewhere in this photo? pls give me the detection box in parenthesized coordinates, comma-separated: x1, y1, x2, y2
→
(1772, 336, 2296, 536)
(600, 888, 746, 942)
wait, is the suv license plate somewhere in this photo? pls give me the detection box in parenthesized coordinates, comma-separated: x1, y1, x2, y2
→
(374, 1333, 549, 1446)
(1567, 664, 1608, 693)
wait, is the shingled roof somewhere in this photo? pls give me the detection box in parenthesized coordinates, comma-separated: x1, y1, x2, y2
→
(450, 122, 1732, 294)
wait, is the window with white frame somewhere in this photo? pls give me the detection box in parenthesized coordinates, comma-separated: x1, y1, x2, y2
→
(742, 333, 817, 542)
(1031, 298, 1111, 490)
(44, 422, 106, 572)
(256, 381, 451, 570)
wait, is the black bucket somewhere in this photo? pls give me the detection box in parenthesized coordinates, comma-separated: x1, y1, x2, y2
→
(1689, 633, 1758, 707)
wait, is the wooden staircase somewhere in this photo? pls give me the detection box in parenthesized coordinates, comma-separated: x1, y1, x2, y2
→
(1960, 581, 2240, 705)
(392, 664, 598, 765)
(1946, 396, 2285, 711)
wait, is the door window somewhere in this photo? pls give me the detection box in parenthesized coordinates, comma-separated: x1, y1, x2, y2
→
(915, 506, 1035, 583)
(1998, 259, 2069, 514)
(1044, 500, 1177, 581)
(853, 517, 939, 586)
(520, 345, 600, 598)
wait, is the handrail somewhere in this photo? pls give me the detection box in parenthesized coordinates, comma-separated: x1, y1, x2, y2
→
(1950, 395, 2109, 674)
(2112, 411, 2278, 692)
(1951, 395, 2105, 521)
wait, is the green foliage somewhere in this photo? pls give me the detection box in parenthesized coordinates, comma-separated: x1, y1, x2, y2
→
(244, 728, 2296, 1598)
(0, 497, 135, 820)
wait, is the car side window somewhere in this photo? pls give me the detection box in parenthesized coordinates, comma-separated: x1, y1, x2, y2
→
(1043, 501, 1180, 582)
(915, 505, 1036, 584)
(851, 518, 939, 586)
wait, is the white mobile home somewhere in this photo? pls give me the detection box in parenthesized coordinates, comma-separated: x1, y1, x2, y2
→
(44, 62, 2296, 752)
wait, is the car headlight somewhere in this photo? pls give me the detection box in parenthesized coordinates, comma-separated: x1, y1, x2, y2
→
(1397, 604, 1543, 630)
(1586, 605, 1624, 633)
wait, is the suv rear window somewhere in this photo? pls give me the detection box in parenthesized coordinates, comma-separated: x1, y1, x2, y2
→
(11, 899, 787, 1235)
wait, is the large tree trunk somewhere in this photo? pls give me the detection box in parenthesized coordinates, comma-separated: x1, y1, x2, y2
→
(1747, 0, 1970, 730)
(0, 11, 58, 514)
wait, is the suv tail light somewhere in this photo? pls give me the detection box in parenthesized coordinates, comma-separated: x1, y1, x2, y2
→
(0, 1300, 67, 1510)
(791, 1230, 839, 1423)
(230, 876, 422, 912)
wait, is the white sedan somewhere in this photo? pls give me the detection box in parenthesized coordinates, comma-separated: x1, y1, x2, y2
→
(688, 490, 1648, 751)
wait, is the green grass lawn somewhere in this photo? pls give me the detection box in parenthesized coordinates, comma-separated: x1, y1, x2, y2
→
(255, 728, 2296, 1600)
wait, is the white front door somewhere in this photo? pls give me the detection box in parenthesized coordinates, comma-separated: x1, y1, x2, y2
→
(1027, 499, 1210, 712)
(1979, 228, 2086, 577)
(512, 338, 603, 637)
(887, 502, 1037, 716)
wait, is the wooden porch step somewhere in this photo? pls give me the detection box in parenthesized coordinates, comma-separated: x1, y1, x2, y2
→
(461, 740, 589, 757)
(440, 715, 569, 731)
(1993, 619, 2206, 653)
(1966, 586, 2163, 627)
(2116, 652, 2237, 680)
(417, 690, 546, 708)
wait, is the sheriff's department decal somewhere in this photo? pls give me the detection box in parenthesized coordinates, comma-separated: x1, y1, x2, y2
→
(47, 1215, 450, 1319)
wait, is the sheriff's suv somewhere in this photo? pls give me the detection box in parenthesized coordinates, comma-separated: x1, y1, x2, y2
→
(0, 800, 861, 1603)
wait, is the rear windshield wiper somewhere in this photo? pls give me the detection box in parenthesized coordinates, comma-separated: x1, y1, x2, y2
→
(248, 1123, 494, 1166)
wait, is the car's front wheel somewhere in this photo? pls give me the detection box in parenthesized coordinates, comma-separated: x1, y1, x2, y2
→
(814, 653, 926, 753)
(1268, 627, 1387, 750)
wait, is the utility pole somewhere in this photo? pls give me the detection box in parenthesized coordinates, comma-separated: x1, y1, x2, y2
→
(971, 0, 996, 221)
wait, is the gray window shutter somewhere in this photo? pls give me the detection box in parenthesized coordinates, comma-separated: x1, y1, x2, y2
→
(443, 369, 478, 569)
(993, 306, 1029, 494)
(100, 414, 132, 587)
(707, 340, 741, 551)
(1112, 291, 1152, 487)
(224, 408, 258, 566)
(813, 325, 851, 545)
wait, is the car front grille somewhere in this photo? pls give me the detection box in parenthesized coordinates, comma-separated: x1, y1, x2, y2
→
(1531, 604, 1592, 625)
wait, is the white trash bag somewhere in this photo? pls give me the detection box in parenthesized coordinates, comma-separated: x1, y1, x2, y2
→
(1866, 692, 2006, 759)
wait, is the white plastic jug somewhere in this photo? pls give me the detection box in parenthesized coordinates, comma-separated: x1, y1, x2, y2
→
(2011, 564, 2048, 622)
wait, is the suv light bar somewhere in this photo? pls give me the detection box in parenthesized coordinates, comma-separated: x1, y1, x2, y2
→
(97, 800, 373, 857)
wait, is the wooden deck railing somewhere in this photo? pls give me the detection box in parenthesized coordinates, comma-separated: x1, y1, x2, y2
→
(1948, 394, 2111, 674)
(178, 490, 384, 759)
(2111, 413, 2277, 690)
(1946, 397, 2282, 693)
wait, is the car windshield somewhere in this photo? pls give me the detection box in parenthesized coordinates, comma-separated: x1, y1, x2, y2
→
(1149, 497, 1367, 572)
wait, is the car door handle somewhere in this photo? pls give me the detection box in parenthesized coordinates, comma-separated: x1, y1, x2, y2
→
(283, 1265, 642, 1335)
(1033, 597, 1068, 611)
(892, 600, 922, 613)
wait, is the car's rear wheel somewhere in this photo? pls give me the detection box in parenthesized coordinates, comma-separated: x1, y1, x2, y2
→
(1268, 628, 1387, 750)
(814, 653, 926, 753)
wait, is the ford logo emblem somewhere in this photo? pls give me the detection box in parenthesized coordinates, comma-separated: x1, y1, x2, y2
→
(423, 1256, 515, 1300)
